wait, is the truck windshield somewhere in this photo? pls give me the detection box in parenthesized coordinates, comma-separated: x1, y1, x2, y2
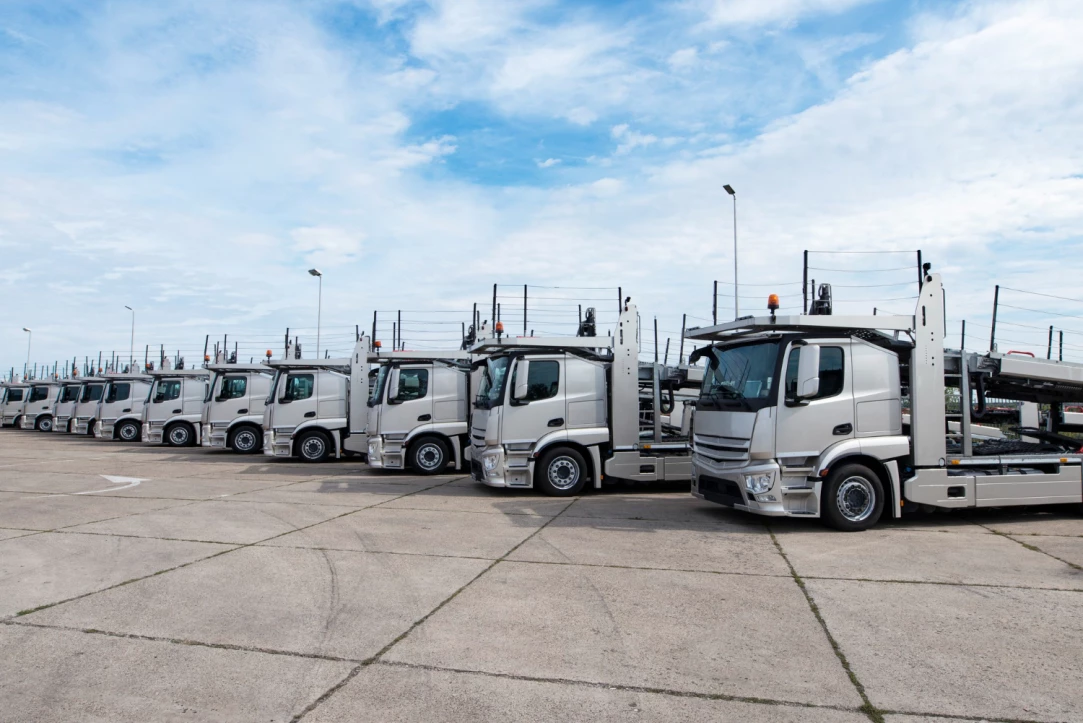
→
(81, 384, 104, 403)
(699, 341, 780, 411)
(266, 370, 283, 405)
(475, 357, 510, 410)
(368, 365, 388, 407)
(206, 372, 222, 403)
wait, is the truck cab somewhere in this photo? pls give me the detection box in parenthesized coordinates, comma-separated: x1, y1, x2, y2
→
(468, 302, 702, 496)
(141, 369, 210, 446)
(262, 338, 371, 462)
(365, 350, 472, 474)
(72, 378, 107, 435)
(19, 381, 62, 431)
(202, 363, 274, 453)
(52, 381, 84, 433)
(686, 271, 1083, 531)
(1, 382, 29, 427)
(97, 373, 152, 441)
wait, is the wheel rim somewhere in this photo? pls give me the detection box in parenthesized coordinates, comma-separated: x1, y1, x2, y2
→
(547, 456, 581, 491)
(120, 424, 138, 441)
(234, 430, 257, 451)
(837, 476, 876, 522)
(301, 437, 325, 459)
(416, 443, 444, 471)
(169, 427, 189, 445)
(40, 419, 52, 431)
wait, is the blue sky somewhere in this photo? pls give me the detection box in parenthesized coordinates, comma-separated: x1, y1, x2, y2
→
(2, 0, 1083, 374)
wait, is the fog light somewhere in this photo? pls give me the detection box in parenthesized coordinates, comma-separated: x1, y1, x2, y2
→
(744, 473, 773, 495)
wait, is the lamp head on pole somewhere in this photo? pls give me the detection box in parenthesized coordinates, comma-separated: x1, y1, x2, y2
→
(723, 184, 735, 196)
(22, 327, 30, 333)
(308, 268, 322, 277)
(125, 305, 133, 311)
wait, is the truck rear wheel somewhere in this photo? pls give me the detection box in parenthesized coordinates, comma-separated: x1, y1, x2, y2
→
(410, 436, 450, 475)
(117, 421, 141, 442)
(166, 422, 195, 447)
(296, 430, 332, 463)
(536, 447, 588, 496)
(35, 415, 53, 432)
(229, 425, 262, 454)
(822, 463, 884, 531)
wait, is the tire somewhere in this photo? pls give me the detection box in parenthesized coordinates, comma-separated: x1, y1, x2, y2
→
(535, 446, 589, 496)
(409, 436, 450, 475)
(296, 430, 332, 463)
(821, 463, 884, 531)
(35, 415, 53, 432)
(166, 422, 195, 447)
(229, 425, 262, 454)
(86, 420, 97, 437)
(117, 421, 141, 442)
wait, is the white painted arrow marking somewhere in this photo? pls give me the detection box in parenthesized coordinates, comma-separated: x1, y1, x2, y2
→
(76, 475, 146, 495)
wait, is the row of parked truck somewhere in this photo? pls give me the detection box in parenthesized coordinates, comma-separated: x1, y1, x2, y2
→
(5, 267, 1083, 530)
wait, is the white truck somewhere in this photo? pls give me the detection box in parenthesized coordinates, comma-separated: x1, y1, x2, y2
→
(52, 380, 84, 433)
(96, 373, 153, 442)
(72, 377, 108, 435)
(202, 362, 274, 454)
(685, 268, 1083, 531)
(467, 301, 702, 495)
(365, 350, 473, 474)
(1, 382, 28, 428)
(19, 381, 62, 431)
(141, 369, 210, 446)
(262, 339, 370, 462)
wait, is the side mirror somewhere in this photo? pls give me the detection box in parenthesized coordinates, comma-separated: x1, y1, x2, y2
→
(795, 345, 820, 400)
(387, 368, 401, 404)
(513, 359, 530, 401)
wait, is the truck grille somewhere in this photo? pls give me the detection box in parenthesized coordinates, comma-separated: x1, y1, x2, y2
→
(693, 433, 750, 465)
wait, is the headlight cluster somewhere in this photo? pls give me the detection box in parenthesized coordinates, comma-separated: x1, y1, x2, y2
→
(483, 454, 499, 471)
(744, 473, 773, 495)
(368, 440, 378, 455)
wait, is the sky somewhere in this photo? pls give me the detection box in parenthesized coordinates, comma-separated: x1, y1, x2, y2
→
(2, 0, 1083, 376)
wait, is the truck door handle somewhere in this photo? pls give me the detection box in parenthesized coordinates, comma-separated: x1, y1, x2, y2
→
(417, 414, 432, 422)
(304, 412, 316, 418)
(238, 408, 248, 414)
(547, 418, 564, 427)
(833, 423, 853, 435)
(173, 409, 182, 414)
(122, 408, 131, 413)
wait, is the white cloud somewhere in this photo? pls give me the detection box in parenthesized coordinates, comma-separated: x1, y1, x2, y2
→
(536, 158, 561, 168)
(697, 0, 876, 27)
(611, 124, 658, 154)
(291, 226, 364, 265)
(668, 47, 699, 69)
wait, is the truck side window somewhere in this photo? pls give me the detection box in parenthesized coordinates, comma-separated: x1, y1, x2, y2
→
(105, 383, 131, 403)
(29, 387, 49, 402)
(153, 380, 181, 403)
(62, 386, 80, 402)
(7, 389, 23, 402)
(511, 360, 560, 402)
(284, 374, 314, 401)
(219, 376, 247, 400)
(397, 369, 429, 401)
(785, 347, 845, 401)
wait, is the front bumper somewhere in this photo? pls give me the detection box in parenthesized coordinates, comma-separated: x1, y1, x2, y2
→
(73, 417, 93, 435)
(692, 458, 818, 517)
(53, 415, 71, 433)
(143, 421, 164, 444)
(367, 435, 406, 470)
(469, 445, 530, 488)
(19, 415, 36, 430)
(94, 419, 104, 438)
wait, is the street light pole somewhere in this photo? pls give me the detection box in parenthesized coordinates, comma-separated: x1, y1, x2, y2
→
(723, 184, 737, 319)
(22, 328, 31, 380)
(125, 306, 135, 373)
(308, 269, 323, 358)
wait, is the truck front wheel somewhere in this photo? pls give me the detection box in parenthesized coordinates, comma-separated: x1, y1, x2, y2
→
(536, 447, 588, 496)
(822, 463, 884, 531)
(410, 437, 450, 475)
(296, 430, 332, 463)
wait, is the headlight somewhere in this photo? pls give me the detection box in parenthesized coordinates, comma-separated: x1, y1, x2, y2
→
(744, 473, 773, 495)
(483, 454, 499, 471)
(368, 440, 378, 455)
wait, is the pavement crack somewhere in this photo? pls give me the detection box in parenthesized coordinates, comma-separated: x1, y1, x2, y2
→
(768, 527, 884, 723)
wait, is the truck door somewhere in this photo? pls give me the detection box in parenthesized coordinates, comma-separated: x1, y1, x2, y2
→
(775, 340, 854, 467)
(214, 374, 251, 423)
(182, 377, 207, 415)
(500, 355, 564, 446)
(385, 365, 434, 435)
